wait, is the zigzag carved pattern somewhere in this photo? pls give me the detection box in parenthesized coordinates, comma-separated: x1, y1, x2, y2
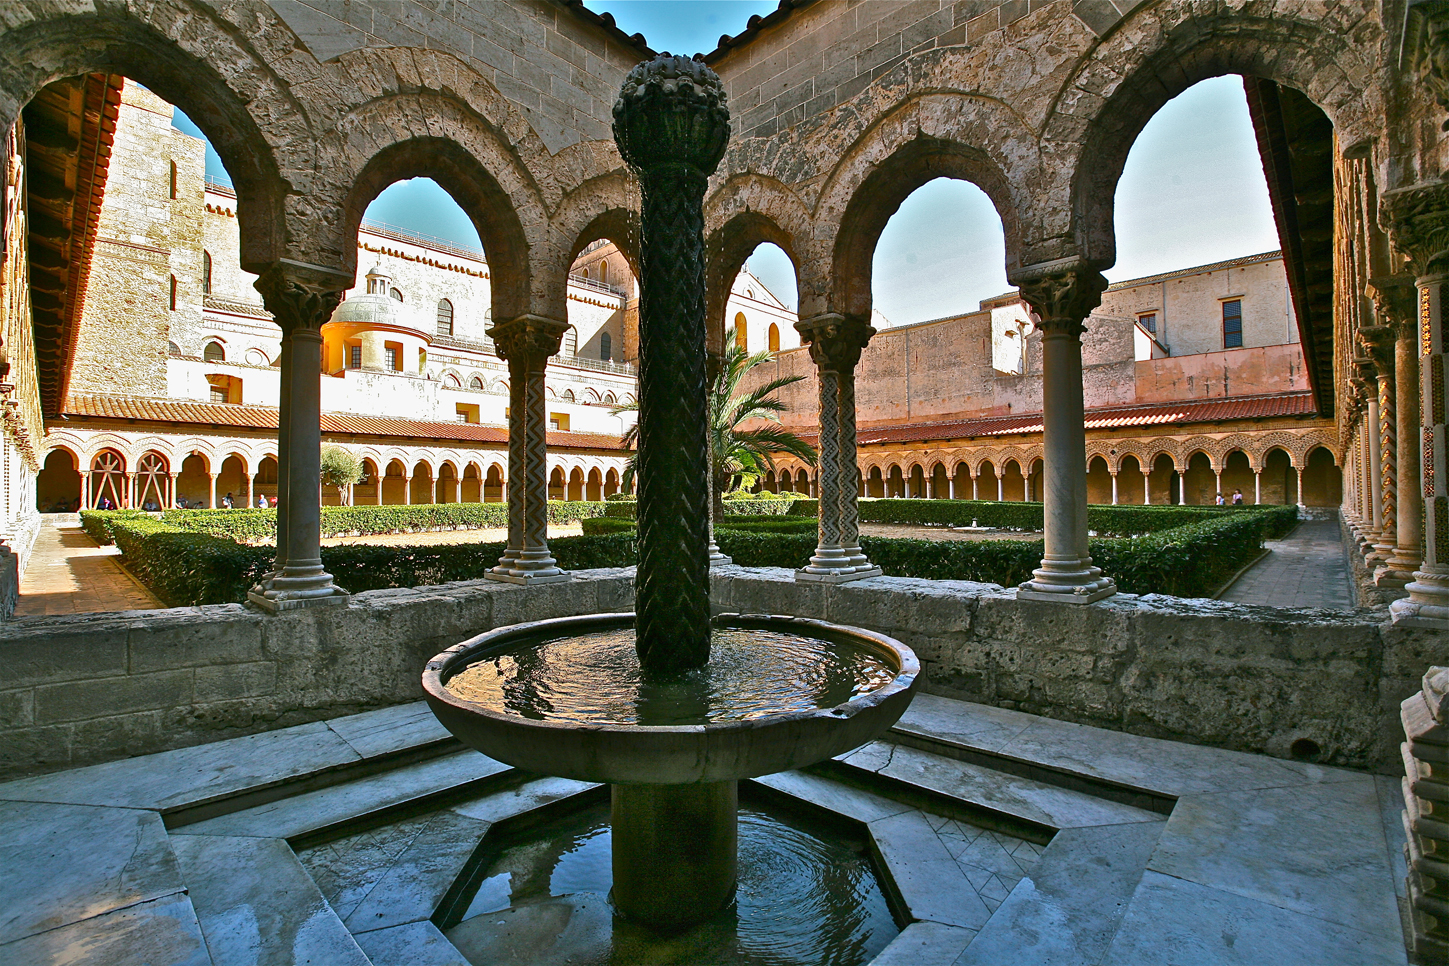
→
(1381, 378, 1397, 536)
(634, 167, 711, 671)
(503, 360, 527, 558)
(815, 368, 841, 548)
(838, 371, 862, 548)
(524, 366, 550, 553)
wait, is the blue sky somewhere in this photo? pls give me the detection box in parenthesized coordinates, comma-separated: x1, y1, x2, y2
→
(177, 4, 1278, 325)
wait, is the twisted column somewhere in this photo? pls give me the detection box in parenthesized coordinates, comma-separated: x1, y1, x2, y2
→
(1014, 259, 1116, 604)
(487, 316, 569, 585)
(248, 261, 349, 612)
(614, 54, 729, 671)
(796, 313, 880, 583)
(1386, 183, 1449, 627)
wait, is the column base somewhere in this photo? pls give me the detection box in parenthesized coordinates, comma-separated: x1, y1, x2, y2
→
(485, 568, 571, 585)
(486, 546, 570, 584)
(708, 538, 732, 566)
(247, 573, 350, 613)
(1017, 558, 1117, 604)
(1376, 549, 1423, 588)
(795, 564, 882, 584)
(1390, 571, 1449, 628)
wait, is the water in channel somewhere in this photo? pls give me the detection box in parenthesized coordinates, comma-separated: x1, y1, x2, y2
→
(443, 627, 896, 726)
(445, 798, 899, 966)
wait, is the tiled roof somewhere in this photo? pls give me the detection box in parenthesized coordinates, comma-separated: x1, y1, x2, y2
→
(61, 394, 629, 451)
(795, 392, 1319, 446)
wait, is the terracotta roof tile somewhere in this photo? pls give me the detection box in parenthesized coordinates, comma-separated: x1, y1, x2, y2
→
(61, 393, 628, 451)
(796, 392, 1319, 446)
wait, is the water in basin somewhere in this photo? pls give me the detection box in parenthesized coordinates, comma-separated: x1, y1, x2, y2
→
(445, 797, 899, 966)
(443, 627, 896, 726)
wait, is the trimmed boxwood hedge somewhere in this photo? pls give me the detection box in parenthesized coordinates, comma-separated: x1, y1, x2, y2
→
(83, 501, 611, 546)
(855, 497, 1272, 536)
(105, 502, 1296, 606)
(603, 498, 816, 520)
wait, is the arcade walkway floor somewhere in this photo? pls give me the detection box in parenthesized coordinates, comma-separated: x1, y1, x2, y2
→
(0, 693, 1408, 965)
(15, 521, 162, 616)
(1219, 519, 1355, 611)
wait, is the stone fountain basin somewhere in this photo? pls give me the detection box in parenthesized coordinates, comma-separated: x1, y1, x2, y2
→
(422, 612, 920, 785)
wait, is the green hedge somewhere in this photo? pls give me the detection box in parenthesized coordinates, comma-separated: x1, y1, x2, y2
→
(604, 498, 816, 520)
(854, 498, 1278, 537)
(86, 502, 611, 546)
(581, 516, 639, 536)
(111, 516, 637, 607)
(583, 516, 818, 537)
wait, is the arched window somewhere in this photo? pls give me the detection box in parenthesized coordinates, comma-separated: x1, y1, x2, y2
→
(734, 313, 747, 350)
(469, 376, 484, 391)
(599, 261, 608, 284)
(436, 298, 454, 337)
(202, 251, 212, 295)
(168, 161, 178, 199)
(204, 341, 224, 363)
(167, 341, 181, 357)
(562, 389, 575, 403)
(600, 332, 612, 361)
(390, 288, 404, 302)
(768, 323, 780, 352)
(444, 373, 460, 388)
(604, 392, 617, 405)
(169, 275, 178, 311)
(581, 267, 590, 280)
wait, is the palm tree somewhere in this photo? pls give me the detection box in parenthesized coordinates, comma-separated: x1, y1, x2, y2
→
(614, 338, 817, 523)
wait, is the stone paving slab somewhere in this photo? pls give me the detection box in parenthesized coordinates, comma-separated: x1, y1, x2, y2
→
(869, 920, 977, 965)
(1146, 778, 1401, 943)
(355, 919, 469, 965)
(1103, 870, 1406, 966)
(325, 701, 455, 759)
(754, 769, 913, 823)
(868, 809, 994, 930)
(170, 834, 371, 966)
(0, 801, 184, 945)
(955, 820, 1164, 966)
(843, 740, 1162, 829)
(0, 719, 361, 812)
(0, 892, 211, 966)
(173, 750, 510, 840)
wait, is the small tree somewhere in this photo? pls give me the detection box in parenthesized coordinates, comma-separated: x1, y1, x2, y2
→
(320, 446, 363, 504)
(613, 338, 816, 523)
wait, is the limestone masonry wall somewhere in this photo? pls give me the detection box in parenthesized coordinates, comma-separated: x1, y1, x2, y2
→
(0, 566, 1434, 779)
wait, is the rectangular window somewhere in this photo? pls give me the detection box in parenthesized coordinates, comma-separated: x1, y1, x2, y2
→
(210, 385, 227, 404)
(385, 346, 399, 370)
(1222, 300, 1243, 348)
(349, 345, 362, 369)
(1138, 312, 1156, 334)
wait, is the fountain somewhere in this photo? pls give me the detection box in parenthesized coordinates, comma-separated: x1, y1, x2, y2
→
(423, 53, 920, 936)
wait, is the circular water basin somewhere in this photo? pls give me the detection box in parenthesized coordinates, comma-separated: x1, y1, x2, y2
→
(423, 613, 920, 785)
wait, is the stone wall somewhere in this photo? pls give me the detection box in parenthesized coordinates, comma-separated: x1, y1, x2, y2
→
(0, 564, 1432, 779)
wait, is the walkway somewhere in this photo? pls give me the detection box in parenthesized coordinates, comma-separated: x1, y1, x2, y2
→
(1219, 518, 1354, 610)
(15, 523, 163, 616)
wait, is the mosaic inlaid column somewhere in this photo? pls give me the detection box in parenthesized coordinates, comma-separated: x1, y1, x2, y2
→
(487, 316, 569, 585)
(796, 313, 880, 583)
(1014, 259, 1115, 604)
(1387, 321, 1424, 585)
(248, 261, 349, 612)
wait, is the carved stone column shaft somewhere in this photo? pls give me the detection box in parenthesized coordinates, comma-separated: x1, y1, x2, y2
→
(1014, 260, 1115, 604)
(248, 261, 349, 612)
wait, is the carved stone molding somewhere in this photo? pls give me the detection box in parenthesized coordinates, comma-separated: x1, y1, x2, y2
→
(1406, 0, 1449, 131)
(1368, 275, 1419, 337)
(1010, 258, 1108, 336)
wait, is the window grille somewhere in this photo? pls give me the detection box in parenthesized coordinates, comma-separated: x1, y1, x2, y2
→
(437, 299, 454, 337)
(203, 341, 224, 363)
(1139, 313, 1156, 333)
(600, 332, 612, 361)
(349, 345, 362, 369)
(202, 251, 212, 294)
(385, 347, 398, 370)
(1222, 300, 1243, 348)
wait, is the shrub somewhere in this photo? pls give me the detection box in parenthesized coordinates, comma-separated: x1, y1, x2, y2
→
(603, 497, 815, 520)
(581, 516, 639, 536)
(853, 498, 1282, 537)
(320, 446, 364, 491)
(157, 501, 612, 543)
(79, 509, 148, 545)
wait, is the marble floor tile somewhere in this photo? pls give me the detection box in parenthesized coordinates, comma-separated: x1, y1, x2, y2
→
(0, 721, 359, 811)
(448, 776, 598, 824)
(1104, 870, 1407, 966)
(869, 810, 993, 929)
(870, 921, 977, 966)
(174, 751, 509, 840)
(325, 701, 454, 759)
(848, 741, 1160, 829)
(751, 770, 912, 824)
(956, 820, 1165, 966)
(1147, 777, 1401, 942)
(895, 693, 1039, 753)
(355, 919, 469, 966)
(0, 801, 183, 944)
(170, 834, 370, 966)
(338, 810, 491, 931)
(0, 893, 210, 966)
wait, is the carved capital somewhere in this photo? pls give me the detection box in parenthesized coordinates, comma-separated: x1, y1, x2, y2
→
(1010, 258, 1107, 337)
(1358, 323, 1398, 372)
(1407, 1, 1449, 131)
(253, 260, 350, 333)
(1367, 274, 1419, 339)
(1382, 182, 1449, 277)
(488, 314, 569, 367)
(795, 313, 874, 372)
